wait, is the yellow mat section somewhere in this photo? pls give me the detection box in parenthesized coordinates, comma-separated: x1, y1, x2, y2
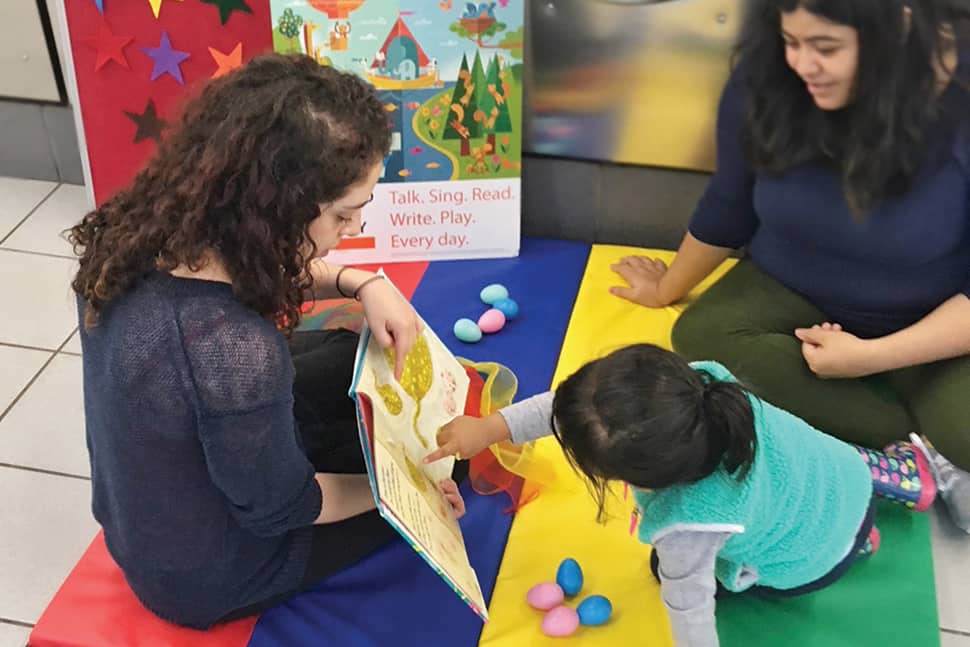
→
(479, 246, 736, 646)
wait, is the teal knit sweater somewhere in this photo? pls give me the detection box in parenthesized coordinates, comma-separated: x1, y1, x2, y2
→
(635, 361, 873, 591)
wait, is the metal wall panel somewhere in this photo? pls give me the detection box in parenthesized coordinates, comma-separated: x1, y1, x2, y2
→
(525, 0, 746, 172)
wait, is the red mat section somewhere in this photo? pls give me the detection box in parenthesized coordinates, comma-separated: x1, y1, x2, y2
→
(30, 534, 256, 647)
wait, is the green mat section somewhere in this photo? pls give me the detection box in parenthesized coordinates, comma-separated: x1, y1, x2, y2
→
(718, 499, 939, 646)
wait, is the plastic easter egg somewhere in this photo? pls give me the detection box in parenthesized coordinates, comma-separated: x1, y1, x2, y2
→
(453, 318, 482, 343)
(480, 283, 510, 305)
(541, 605, 580, 637)
(477, 308, 506, 334)
(526, 582, 565, 611)
(492, 297, 519, 319)
(577, 595, 613, 626)
(556, 558, 584, 596)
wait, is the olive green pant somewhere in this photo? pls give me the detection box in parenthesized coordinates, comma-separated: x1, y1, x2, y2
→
(671, 260, 970, 471)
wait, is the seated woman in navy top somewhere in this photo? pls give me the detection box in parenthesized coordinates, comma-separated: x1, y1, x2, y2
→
(69, 55, 466, 628)
(609, 0, 970, 531)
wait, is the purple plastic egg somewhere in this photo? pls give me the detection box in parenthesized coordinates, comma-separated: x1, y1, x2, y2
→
(541, 605, 580, 637)
(526, 582, 565, 611)
(477, 308, 506, 334)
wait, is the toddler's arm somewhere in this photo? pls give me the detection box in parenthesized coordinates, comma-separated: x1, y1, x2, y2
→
(652, 529, 733, 647)
(498, 391, 555, 444)
(425, 392, 555, 464)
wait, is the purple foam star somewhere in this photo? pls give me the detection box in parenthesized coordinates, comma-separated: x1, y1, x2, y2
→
(143, 31, 190, 85)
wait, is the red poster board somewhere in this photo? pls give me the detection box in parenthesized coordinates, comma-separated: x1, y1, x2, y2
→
(59, 0, 273, 206)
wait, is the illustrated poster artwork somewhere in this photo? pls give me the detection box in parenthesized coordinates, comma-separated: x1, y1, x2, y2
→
(270, 0, 524, 263)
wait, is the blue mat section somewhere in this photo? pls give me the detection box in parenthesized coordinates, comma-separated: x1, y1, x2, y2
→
(246, 238, 591, 647)
(410, 238, 592, 399)
(248, 481, 511, 647)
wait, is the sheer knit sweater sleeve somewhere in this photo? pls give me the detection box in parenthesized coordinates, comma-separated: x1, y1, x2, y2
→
(177, 304, 322, 536)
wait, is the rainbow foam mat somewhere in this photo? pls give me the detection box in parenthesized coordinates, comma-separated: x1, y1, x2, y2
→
(31, 241, 938, 647)
(479, 245, 939, 647)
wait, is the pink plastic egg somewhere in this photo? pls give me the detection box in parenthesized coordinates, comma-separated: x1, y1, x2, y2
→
(541, 605, 580, 637)
(526, 582, 565, 611)
(477, 308, 506, 334)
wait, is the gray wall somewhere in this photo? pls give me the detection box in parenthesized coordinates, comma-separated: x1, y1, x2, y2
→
(1, 114, 709, 247)
(3, 0, 711, 247)
(0, 100, 84, 184)
(0, 0, 84, 184)
(521, 155, 709, 250)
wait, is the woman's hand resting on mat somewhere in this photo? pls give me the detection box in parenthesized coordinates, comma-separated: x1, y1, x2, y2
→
(609, 256, 669, 307)
(794, 322, 879, 378)
(424, 414, 511, 464)
(438, 479, 466, 519)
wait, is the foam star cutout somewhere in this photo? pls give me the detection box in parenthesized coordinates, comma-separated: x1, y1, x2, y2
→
(147, 0, 183, 19)
(208, 42, 242, 78)
(200, 0, 253, 25)
(148, 0, 161, 16)
(93, 0, 104, 13)
(143, 31, 190, 85)
(83, 23, 133, 71)
(124, 100, 168, 144)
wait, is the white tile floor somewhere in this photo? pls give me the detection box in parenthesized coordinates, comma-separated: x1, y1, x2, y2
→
(943, 633, 970, 647)
(0, 624, 31, 647)
(0, 176, 968, 646)
(0, 180, 100, 646)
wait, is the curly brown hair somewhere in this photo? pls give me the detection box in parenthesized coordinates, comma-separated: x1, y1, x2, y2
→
(70, 54, 390, 331)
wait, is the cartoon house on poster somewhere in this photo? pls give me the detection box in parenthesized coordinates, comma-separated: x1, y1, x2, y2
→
(366, 15, 441, 89)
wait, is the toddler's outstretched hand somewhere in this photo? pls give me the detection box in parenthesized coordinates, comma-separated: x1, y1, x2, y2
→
(438, 479, 466, 519)
(424, 414, 511, 464)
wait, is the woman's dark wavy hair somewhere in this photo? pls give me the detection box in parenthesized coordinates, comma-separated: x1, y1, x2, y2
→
(70, 54, 390, 331)
(551, 345, 757, 523)
(737, 0, 970, 215)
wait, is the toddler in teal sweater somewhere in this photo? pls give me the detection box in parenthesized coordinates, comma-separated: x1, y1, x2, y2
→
(427, 344, 936, 647)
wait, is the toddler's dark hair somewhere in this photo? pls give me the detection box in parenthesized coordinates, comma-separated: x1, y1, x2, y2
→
(551, 344, 757, 521)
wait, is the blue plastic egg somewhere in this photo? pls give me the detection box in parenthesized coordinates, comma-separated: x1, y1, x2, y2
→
(480, 283, 509, 305)
(492, 297, 519, 319)
(555, 558, 584, 597)
(453, 318, 482, 343)
(577, 595, 613, 626)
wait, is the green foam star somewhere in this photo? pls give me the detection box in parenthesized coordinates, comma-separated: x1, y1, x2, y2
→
(200, 0, 252, 25)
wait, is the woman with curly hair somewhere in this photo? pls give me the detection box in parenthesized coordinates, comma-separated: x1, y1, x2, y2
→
(610, 0, 970, 533)
(69, 54, 465, 629)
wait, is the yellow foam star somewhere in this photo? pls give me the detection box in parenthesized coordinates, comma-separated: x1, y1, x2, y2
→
(148, 0, 182, 19)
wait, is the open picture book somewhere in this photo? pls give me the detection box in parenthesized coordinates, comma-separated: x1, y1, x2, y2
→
(348, 272, 489, 621)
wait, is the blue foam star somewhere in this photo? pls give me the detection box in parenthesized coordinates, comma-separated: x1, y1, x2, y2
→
(94, 0, 104, 13)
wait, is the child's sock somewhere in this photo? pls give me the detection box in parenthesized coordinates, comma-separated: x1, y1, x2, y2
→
(855, 442, 937, 511)
(909, 434, 970, 534)
(857, 525, 880, 558)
